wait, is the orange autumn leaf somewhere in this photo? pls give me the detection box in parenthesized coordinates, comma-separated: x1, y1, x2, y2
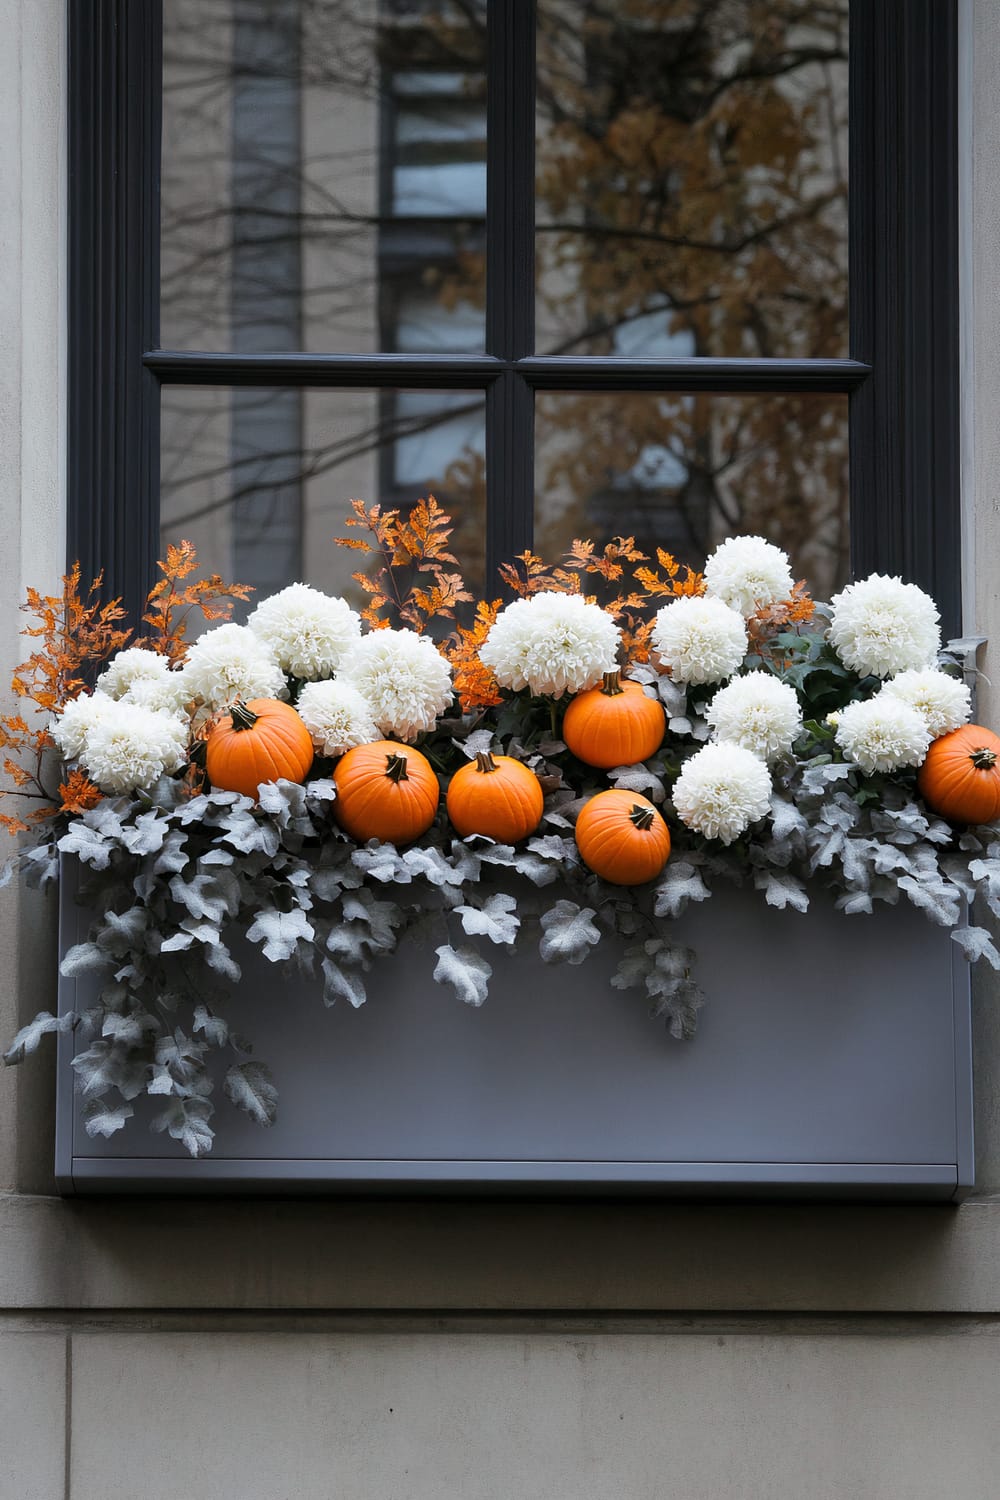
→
(138, 539, 253, 664)
(57, 768, 103, 815)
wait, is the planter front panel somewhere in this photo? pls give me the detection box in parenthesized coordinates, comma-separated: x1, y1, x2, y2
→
(56, 883, 973, 1198)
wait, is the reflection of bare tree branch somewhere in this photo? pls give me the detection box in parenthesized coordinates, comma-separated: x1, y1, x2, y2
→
(162, 395, 484, 528)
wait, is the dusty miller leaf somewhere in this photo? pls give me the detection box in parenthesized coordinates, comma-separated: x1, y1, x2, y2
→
(653, 860, 710, 918)
(322, 957, 367, 1008)
(224, 1061, 278, 1126)
(3, 1010, 74, 1065)
(539, 901, 600, 965)
(455, 892, 520, 946)
(951, 925, 1000, 969)
(433, 944, 492, 1007)
(82, 1098, 134, 1138)
(246, 906, 315, 962)
(754, 868, 809, 912)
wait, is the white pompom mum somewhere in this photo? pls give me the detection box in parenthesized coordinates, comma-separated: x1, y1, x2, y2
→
(834, 695, 931, 775)
(95, 648, 173, 700)
(672, 741, 772, 845)
(828, 574, 940, 678)
(51, 692, 118, 761)
(702, 535, 794, 617)
(339, 627, 452, 741)
(247, 583, 362, 681)
(76, 700, 189, 794)
(177, 623, 286, 715)
(296, 679, 379, 758)
(479, 591, 620, 698)
(651, 595, 748, 686)
(880, 668, 971, 741)
(705, 671, 803, 763)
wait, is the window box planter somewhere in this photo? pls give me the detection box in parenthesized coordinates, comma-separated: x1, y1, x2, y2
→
(56, 875, 973, 1200)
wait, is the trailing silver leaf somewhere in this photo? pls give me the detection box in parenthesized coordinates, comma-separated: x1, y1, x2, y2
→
(224, 1061, 278, 1126)
(433, 943, 492, 1006)
(322, 956, 367, 1008)
(245, 906, 315, 962)
(151, 1096, 215, 1158)
(455, 892, 520, 946)
(3, 1009, 74, 1064)
(754, 868, 809, 913)
(653, 860, 710, 919)
(539, 901, 600, 965)
(83, 1098, 134, 1138)
(951, 925, 1000, 969)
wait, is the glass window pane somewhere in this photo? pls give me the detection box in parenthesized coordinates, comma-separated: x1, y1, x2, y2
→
(160, 0, 488, 354)
(536, 0, 849, 359)
(160, 386, 486, 615)
(534, 392, 849, 600)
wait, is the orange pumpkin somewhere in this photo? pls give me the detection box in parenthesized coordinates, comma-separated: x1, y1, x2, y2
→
(574, 789, 672, 886)
(334, 739, 440, 845)
(562, 670, 665, 770)
(447, 750, 544, 843)
(206, 698, 314, 798)
(917, 724, 1000, 825)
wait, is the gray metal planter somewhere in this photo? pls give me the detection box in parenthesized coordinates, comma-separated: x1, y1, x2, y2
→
(56, 878, 974, 1199)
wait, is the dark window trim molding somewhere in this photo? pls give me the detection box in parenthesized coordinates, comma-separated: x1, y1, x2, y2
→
(68, 0, 961, 632)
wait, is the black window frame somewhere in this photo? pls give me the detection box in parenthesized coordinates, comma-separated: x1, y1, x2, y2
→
(68, 0, 960, 633)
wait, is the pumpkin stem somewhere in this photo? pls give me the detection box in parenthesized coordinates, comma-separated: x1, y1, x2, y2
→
(601, 670, 625, 697)
(384, 752, 410, 783)
(474, 750, 499, 774)
(229, 700, 259, 732)
(629, 803, 656, 831)
(970, 747, 998, 771)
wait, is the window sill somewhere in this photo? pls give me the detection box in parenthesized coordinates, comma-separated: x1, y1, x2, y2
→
(4, 1192, 1000, 1313)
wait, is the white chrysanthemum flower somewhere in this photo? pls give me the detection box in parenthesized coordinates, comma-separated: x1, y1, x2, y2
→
(705, 671, 803, 763)
(296, 679, 379, 757)
(51, 692, 117, 761)
(339, 627, 452, 740)
(177, 623, 286, 716)
(828, 574, 940, 678)
(247, 583, 362, 680)
(881, 668, 972, 741)
(77, 701, 188, 795)
(703, 534, 794, 616)
(672, 741, 772, 845)
(95, 647, 173, 700)
(119, 673, 189, 718)
(651, 594, 748, 686)
(834, 695, 931, 776)
(479, 591, 620, 697)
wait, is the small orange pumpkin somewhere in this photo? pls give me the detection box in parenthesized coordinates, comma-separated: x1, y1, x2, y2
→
(206, 698, 314, 798)
(334, 739, 440, 845)
(447, 750, 544, 843)
(562, 670, 665, 770)
(917, 724, 1000, 825)
(574, 789, 672, 886)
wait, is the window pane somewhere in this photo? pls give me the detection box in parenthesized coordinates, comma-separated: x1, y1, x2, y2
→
(535, 0, 849, 359)
(160, 0, 488, 354)
(160, 386, 486, 613)
(534, 392, 849, 600)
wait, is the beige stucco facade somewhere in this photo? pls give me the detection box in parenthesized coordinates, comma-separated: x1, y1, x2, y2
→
(2, 1, 1000, 1495)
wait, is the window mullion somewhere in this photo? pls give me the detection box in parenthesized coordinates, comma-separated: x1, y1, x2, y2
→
(485, 0, 536, 582)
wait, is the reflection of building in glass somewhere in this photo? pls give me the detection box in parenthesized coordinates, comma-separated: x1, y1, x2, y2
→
(160, 0, 850, 607)
(160, 0, 488, 605)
